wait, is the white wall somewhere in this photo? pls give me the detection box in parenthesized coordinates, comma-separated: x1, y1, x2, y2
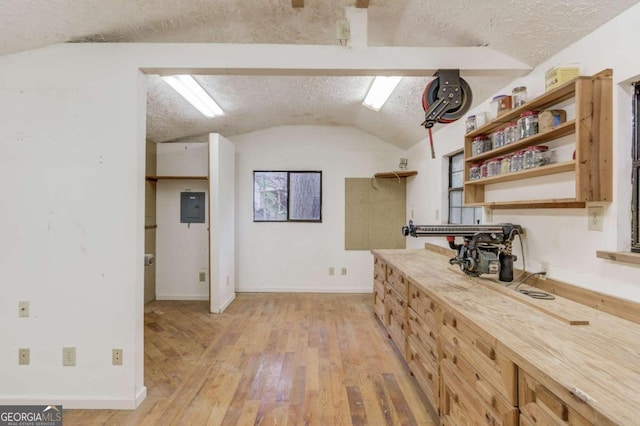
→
(405, 3, 640, 301)
(155, 143, 209, 300)
(230, 125, 401, 292)
(209, 134, 236, 312)
(0, 51, 146, 408)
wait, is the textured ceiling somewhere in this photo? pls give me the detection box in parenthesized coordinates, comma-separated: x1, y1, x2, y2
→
(1, 0, 637, 147)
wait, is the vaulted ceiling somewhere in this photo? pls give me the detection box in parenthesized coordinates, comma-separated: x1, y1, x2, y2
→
(2, 0, 636, 148)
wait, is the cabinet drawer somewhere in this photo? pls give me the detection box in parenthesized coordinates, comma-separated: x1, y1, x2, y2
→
(407, 308, 438, 369)
(385, 286, 407, 357)
(386, 265, 408, 299)
(374, 280, 385, 321)
(441, 362, 518, 426)
(373, 256, 386, 282)
(409, 282, 440, 330)
(407, 334, 439, 411)
(440, 309, 516, 404)
(441, 342, 515, 419)
(519, 370, 592, 426)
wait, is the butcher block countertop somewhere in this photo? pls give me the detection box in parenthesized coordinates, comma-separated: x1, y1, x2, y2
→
(372, 249, 640, 425)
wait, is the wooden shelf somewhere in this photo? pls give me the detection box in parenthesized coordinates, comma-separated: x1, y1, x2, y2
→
(466, 77, 588, 138)
(463, 69, 612, 209)
(596, 250, 640, 266)
(465, 198, 586, 209)
(465, 120, 576, 163)
(146, 175, 208, 181)
(465, 161, 576, 186)
(374, 171, 418, 179)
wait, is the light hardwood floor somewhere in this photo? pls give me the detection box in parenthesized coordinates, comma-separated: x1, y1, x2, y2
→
(64, 293, 436, 425)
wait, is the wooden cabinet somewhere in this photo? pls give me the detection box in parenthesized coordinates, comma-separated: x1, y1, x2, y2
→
(407, 282, 441, 411)
(373, 256, 386, 322)
(463, 69, 612, 209)
(384, 280, 407, 358)
(518, 370, 594, 426)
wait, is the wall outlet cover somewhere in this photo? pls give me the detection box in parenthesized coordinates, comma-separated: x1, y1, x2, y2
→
(112, 349, 123, 366)
(19, 348, 30, 365)
(18, 301, 29, 318)
(588, 206, 604, 231)
(63, 347, 76, 366)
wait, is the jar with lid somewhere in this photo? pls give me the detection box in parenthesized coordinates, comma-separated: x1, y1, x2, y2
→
(469, 163, 481, 180)
(465, 115, 476, 134)
(504, 122, 519, 144)
(487, 158, 501, 177)
(510, 150, 524, 172)
(500, 155, 511, 174)
(471, 135, 491, 155)
(518, 111, 539, 139)
(480, 161, 488, 179)
(492, 128, 505, 149)
(512, 86, 527, 108)
(524, 146, 550, 169)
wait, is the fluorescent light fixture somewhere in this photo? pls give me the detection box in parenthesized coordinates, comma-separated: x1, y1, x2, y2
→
(362, 76, 402, 111)
(161, 75, 224, 118)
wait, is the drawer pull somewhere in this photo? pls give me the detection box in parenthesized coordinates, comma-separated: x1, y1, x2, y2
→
(429, 331, 436, 339)
(475, 380, 496, 408)
(427, 371, 433, 380)
(430, 301, 435, 310)
(535, 384, 569, 421)
(452, 355, 457, 365)
(452, 337, 458, 346)
(476, 339, 496, 361)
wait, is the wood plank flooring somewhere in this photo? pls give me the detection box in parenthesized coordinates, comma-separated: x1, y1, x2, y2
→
(63, 293, 435, 425)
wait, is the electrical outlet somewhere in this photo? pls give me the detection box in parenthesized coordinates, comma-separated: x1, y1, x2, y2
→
(588, 206, 603, 231)
(62, 347, 76, 366)
(19, 348, 30, 365)
(112, 349, 123, 366)
(329, 267, 335, 276)
(485, 207, 493, 223)
(18, 301, 29, 318)
(539, 262, 549, 280)
(341, 267, 347, 275)
(199, 272, 206, 282)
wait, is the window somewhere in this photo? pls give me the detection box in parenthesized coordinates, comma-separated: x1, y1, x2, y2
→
(253, 171, 322, 222)
(632, 83, 640, 252)
(448, 151, 481, 224)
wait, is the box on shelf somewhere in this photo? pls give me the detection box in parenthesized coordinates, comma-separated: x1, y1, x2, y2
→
(539, 109, 567, 133)
(545, 65, 579, 92)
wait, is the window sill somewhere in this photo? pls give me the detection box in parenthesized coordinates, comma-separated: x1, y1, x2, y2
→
(596, 250, 640, 266)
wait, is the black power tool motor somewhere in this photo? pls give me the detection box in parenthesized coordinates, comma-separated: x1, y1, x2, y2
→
(402, 221, 522, 282)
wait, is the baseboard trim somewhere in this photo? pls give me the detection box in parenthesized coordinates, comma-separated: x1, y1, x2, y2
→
(156, 295, 209, 301)
(236, 287, 372, 294)
(218, 293, 236, 313)
(135, 386, 147, 408)
(0, 393, 141, 410)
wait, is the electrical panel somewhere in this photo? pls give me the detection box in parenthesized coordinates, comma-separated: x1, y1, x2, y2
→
(180, 192, 205, 223)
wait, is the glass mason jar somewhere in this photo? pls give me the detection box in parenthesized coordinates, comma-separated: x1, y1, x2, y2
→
(512, 86, 527, 108)
(510, 150, 524, 172)
(469, 163, 481, 180)
(480, 162, 488, 178)
(518, 111, 539, 139)
(465, 115, 476, 134)
(524, 146, 550, 169)
(500, 155, 511, 174)
(487, 158, 501, 177)
(492, 128, 505, 149)
(504, 122, 519, 144)
(472, 136, 488, 156)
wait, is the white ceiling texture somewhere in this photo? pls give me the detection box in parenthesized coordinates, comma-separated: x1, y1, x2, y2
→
(1, 0, 637, 149)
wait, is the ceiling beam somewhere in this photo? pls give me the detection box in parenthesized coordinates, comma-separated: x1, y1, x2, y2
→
(136, 44, 531, 78)
(355, 0, 369, 8)
(292, 0, 304, 8)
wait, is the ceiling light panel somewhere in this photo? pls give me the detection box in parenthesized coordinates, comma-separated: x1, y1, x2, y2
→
(362, 76, 402, 111)
(162, 75, 224, 118)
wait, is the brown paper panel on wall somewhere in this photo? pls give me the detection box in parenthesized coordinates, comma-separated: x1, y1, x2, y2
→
(345, 178, 406, 250)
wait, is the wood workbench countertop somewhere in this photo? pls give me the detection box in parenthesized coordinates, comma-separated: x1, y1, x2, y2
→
(372, 249, 640, 425)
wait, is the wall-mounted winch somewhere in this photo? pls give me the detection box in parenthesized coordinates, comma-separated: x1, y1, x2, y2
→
(421, 69, 473, 158)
